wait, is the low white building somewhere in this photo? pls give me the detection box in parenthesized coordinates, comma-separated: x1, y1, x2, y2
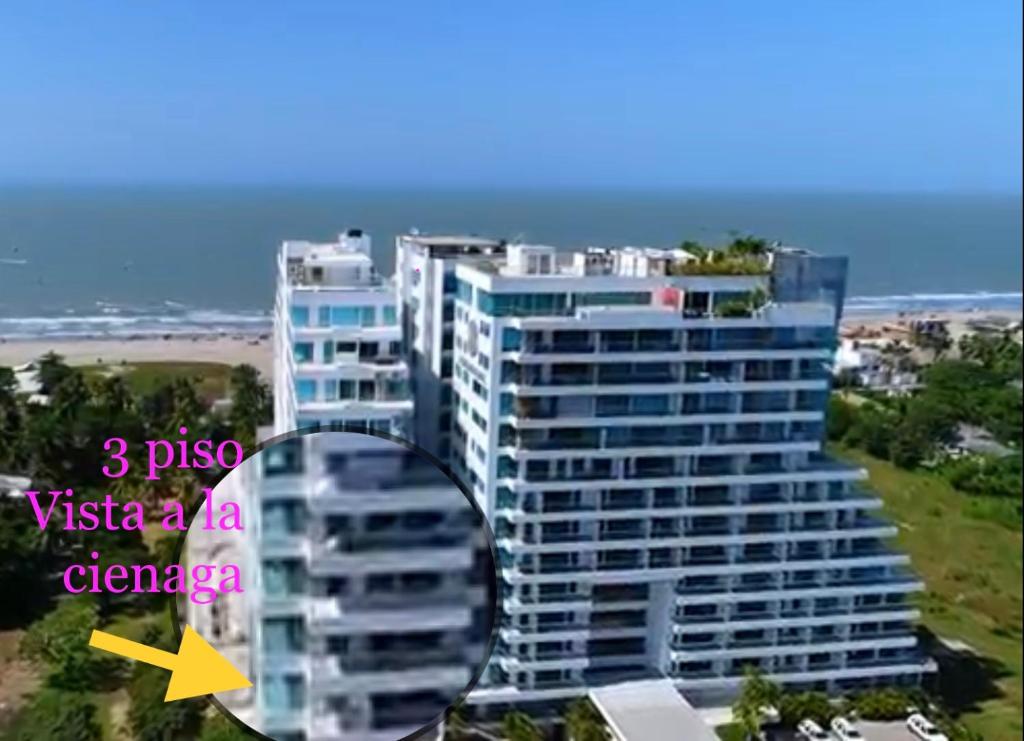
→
(834, 339, 918, 393)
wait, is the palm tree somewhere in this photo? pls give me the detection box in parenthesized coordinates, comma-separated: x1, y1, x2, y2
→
(94, 375, 134, 415)
(0, 366, 25, 469)
(501, 710, 543, 741)
(50, 370, 91, 421)
(564, 698, 608, 740)
(443, 706, 469, 740)
(35, 351, 73, 394)
(732, 667, 781, 740)
(228, 364, 269, 450)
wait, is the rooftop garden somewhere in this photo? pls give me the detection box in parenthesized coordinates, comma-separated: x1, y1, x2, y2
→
(669, 235, 773, 276)
(713, 287, 770, 318)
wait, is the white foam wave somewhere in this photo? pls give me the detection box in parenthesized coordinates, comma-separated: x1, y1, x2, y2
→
(0, 307, 272, 340)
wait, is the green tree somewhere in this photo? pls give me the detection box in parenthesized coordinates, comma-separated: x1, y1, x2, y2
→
(0, 366, 25, 469)
(11, 688, 101, 741)
(49, 370, 91, 422)
(0, 496, 51, 624)
(846, 688, 911, 720)
(168, 376, 205, 437)
(778, 691, 832, 726)
(228, 364, 270, 450)
(501, 710, 543, 741)
(826, 395, 857, 441)
(732, 667, 781, 739)
(128, 623, 204, 741)
(845, 404, 894, 459)
(564, 698, 609, 740)
(35, 352, 73, 394)
(727, 236, 770, 256)
(680, 239, 708, 258)
(19, 596, 116, 690)
(890, 421, 934, 469)
(443, 705, 470, 740)
(93, 374, 134, 415)
(198, 713, 253, 740)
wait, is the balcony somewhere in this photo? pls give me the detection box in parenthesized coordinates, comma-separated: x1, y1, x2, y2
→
(599, 372, 677, 385)
(525, 342, 596, 354)
(600, 340, 682, 353)
(338, 646, 466, 673)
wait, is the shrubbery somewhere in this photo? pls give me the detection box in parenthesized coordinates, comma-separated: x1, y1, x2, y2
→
(778, 691, 832, 726)
(827, 337, 1021, 515)
(127, 622, 204, 741)
(10, 688, 101, 741)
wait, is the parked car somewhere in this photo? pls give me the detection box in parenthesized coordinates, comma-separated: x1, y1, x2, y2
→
(830, 717, 863, 741)
(797, 718, 830, 740)
(907, 713, 949, 741)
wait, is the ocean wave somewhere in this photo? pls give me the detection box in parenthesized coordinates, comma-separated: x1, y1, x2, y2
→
(844, 291, 1022, 315)
(0, 307, 272, 340)
(1, 291, 1020, 340)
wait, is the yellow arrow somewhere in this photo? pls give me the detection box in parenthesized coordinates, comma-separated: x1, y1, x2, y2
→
(89, 625, 252, 702)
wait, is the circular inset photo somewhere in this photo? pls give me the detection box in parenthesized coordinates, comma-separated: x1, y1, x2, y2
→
(176, 430, 499, 741)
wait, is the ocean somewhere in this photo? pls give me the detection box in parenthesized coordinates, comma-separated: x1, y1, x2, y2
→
(0, 186, 1020, 339)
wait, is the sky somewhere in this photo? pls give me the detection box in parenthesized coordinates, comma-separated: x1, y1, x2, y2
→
(0, 1, 1020, 191)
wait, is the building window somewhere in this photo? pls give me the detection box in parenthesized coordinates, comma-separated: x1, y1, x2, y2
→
(331, 306, 361, 326)
(290, 306, 310, 327)
(292, 342, 313, 363)
(263, 438, 304, 475)
(383, 306, 397, 325)
(295, 379, 316, 403)
(456, 279, 474, 303)
(322, 341, 335, 364)
(360, 306, 376, 326)
(501, 328, 522, 351)
(317, 306, 331, 327)
(575, 291, 651, 307)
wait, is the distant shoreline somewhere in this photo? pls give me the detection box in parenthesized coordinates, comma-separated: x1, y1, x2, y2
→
(0, 335, 274, 378)
(1, 291, 1020, 342)
(1, 305, 1018, 379)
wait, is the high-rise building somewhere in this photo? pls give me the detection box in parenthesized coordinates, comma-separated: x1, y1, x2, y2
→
(395, 233, 506, 463)
(448, 243, 932, 708)
(195, 431, 493, 741)
(188, 230, 495, 741)
(273, 229, 412, 437)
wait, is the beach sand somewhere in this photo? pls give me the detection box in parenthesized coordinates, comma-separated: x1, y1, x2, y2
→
(0, 336, 273, 377)
(0, 308, 1019, 379)
(840, 308, 1021, 343)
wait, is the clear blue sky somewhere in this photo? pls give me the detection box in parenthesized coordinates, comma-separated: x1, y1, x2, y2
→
(1, 1, 1020, 191)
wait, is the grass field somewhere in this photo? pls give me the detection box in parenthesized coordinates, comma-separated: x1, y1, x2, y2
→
(83, 361, 234, 403)
(835, 446, 1023, 740)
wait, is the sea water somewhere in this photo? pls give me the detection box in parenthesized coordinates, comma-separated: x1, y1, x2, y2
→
(1, 186, 1020, 339)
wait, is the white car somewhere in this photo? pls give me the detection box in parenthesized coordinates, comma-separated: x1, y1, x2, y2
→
(797, 718, 830, 740)
(907, 713, 949, 741)
(830, 717, 864, 741)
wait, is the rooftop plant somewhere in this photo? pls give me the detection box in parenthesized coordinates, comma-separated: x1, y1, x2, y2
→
(672, 235, 773, 275)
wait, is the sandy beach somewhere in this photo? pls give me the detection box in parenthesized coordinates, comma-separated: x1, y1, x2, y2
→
(1, 308, 1018, 379)
(840, 308, 1022, 344)
(0, 335, 274, 377)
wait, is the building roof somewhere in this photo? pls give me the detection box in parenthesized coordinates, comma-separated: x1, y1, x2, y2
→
(402, 234, 505, 247)
(589, 679, 718, 741)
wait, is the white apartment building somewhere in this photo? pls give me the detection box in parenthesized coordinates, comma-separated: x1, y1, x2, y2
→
(273, 229, 412, 436)
(189, 230, 495, 741)
(395, 233, 506, 463)
(449, 244, 932, 709)
(236, 431, 492, 741)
